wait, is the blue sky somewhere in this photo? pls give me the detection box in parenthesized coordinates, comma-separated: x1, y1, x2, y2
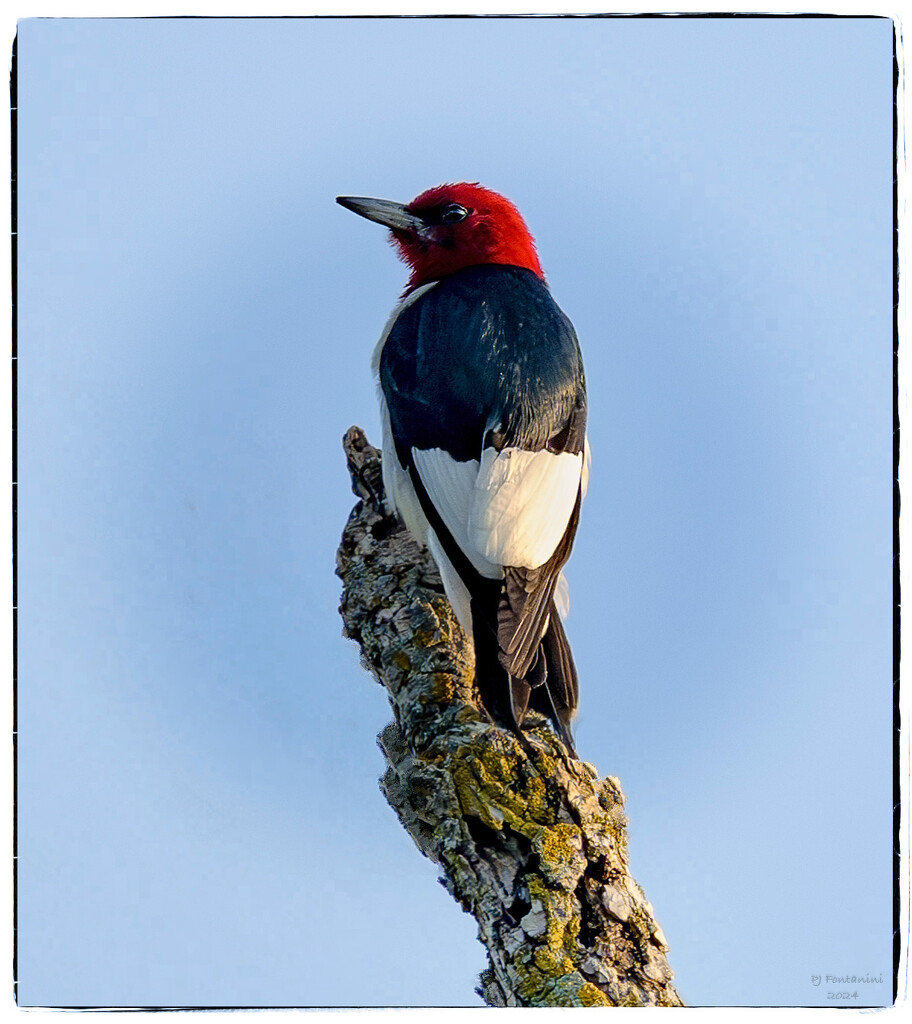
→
(15, 15, 893, 1008)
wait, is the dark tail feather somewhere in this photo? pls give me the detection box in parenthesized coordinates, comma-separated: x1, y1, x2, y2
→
(472, 594, 578, 758)
(529, 606, 579, 757)
(471, 596, 530, 732)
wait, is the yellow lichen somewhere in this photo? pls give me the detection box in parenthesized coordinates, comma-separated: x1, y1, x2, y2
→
(564, 910, 581, 945)
(449, 739, 533, 834)
(626, 905, 652, 947)
(592, 808, 628, 856)
(534, 946, 574, 976)
(425, 671, 455, 703)
(515, 964, 550, 1004)
(578, 981, 611, 1007)
(530, 747, 557, 779)
(391, 650, 411, 672)
(522, 774, 551, 822)
(412, 628, 436, 648)
(525, 875, 580, 971)
(450, 758, 505, 831)
(537, 823, 583, 867)
(515, 966, 611, 1008)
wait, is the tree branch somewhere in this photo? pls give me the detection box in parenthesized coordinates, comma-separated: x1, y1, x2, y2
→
(336, 426, 684, 1008)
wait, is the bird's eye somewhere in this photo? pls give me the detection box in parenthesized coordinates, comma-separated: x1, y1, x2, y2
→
(441, 204, 469, 225)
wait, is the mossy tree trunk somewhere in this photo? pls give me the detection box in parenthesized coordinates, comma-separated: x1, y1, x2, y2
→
(336, 426, 683, 1008)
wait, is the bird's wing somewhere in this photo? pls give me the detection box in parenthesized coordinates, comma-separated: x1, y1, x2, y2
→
(379, 265, 587, 685)
(408, 432, 585, 582)
(489, 395, 587, 679)
(406, 406, 587, 681)
(469, 445, 584, 570)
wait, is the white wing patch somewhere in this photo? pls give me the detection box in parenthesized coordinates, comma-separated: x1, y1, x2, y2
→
(384, 431, 585, 574)
(469, 446, 583, 569)
(411, 447, 501, 579)
(406, 442, 583, 572)
(381, 432, 584, 634)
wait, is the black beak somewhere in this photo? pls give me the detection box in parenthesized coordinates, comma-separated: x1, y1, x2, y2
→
(336, 195, 425, 234)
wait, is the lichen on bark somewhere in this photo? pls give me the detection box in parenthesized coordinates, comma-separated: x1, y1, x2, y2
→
(336, 426, 683, 1008)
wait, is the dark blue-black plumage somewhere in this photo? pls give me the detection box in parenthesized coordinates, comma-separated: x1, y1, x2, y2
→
(380, 265, 586, 463)
(379, 264, 587, 754)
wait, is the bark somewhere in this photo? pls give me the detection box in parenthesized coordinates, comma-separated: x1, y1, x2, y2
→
(336, 426, 684, 1008)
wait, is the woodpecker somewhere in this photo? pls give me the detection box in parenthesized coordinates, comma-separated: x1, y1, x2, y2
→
(337, 183, 588, 756)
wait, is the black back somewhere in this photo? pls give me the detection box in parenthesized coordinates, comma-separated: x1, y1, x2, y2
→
(380, 265, 587, 464)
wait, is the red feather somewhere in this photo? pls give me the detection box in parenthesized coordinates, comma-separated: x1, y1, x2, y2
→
(393, 182, 545, 292)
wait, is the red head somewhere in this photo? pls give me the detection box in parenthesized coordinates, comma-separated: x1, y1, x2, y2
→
(337, 183, 544, 293)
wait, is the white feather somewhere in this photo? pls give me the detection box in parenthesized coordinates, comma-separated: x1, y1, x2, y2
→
(386, 438, 584, 580)
(469, 446, 583, 569)
(581, 437, 592, 499)
(426, 530, 474, 637)
(375, 431, 481, 635)
(379, 400, 427, 545)
(554, 572, 570, 619)
(411, 449, 500, 579)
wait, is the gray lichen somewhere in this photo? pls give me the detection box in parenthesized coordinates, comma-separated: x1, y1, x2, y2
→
(336, 426, 683, 1008)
